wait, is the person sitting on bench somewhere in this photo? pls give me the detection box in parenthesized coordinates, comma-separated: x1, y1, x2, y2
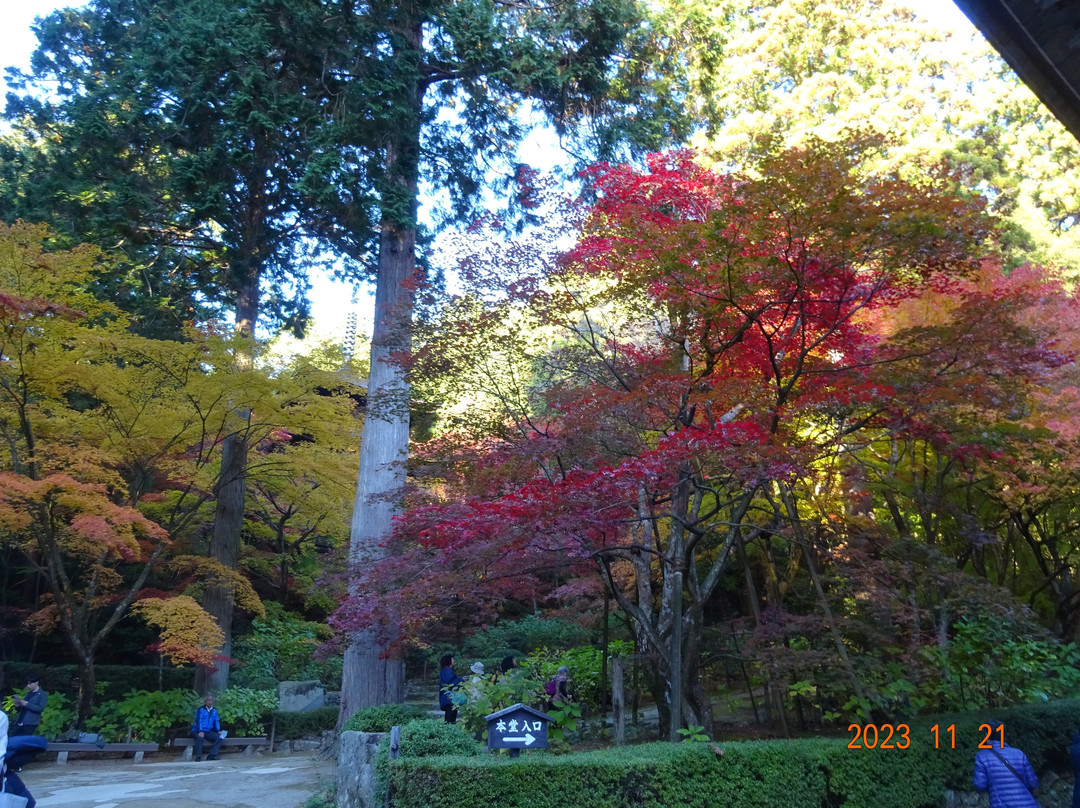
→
(190, 695, 223, 761)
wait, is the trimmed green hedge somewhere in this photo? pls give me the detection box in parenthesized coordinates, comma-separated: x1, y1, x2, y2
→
(1, 663, 193, 702)
(383, 699, 1080, 808)
(274, 707, 339, 739)
(343, 704, 429, 733)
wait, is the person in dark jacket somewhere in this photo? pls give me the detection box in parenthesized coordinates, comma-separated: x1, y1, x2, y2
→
(12, 674, 47, 737)
(438, 655, 465, 724)
(973, 722, 1039, 808)
(190, 695, 223, 761)
(491, 656, 518, 685)
(1069, 733, 1080, 808)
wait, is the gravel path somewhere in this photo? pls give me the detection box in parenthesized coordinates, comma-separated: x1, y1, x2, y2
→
(18, 751, 335, 808)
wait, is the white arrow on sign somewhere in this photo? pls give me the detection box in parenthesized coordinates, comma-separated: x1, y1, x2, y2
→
(502, 732, 536, 745)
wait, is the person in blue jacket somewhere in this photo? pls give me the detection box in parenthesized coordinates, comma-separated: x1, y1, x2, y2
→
(973, 722, 1039, 808)
(190, 695, 223, 761)
(438, 655, 464, 724)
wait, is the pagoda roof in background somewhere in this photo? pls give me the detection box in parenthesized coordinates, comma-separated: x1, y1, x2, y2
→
(953, 0, 1080, 144)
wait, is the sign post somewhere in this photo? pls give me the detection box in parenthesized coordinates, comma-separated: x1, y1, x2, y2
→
(484, 703, 552, 759)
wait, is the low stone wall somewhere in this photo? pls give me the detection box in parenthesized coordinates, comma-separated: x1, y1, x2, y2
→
(337, 730, 385, 808)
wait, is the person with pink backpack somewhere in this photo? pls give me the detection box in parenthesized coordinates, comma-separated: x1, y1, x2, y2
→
(543, 665, 571, 711)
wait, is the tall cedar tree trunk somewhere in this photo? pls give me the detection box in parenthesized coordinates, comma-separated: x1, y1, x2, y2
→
(339, 28, 421, 718)
(195, 263, 258, 695)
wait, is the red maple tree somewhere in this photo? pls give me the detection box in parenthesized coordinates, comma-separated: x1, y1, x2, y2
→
(334, 138, 1068, 733)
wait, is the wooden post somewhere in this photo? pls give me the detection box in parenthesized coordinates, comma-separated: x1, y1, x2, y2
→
(385, 726, 402, 808)
(612, 657, 626, 746)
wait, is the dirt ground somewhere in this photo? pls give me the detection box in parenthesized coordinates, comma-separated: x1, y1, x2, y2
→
(19, 750, 336, 808)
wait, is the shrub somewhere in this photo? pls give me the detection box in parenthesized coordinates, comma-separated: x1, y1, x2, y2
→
(303, 785, 336, 808)
(394, 719, 481, 759)
(232, 604, 342, 688)
(921, 615, 1080, 711)
(275, 707, 339, 739)
(343, 704, 429, 733)
(458, 616, 590, 661)
(523, 642, 631, 714)
(216, 687, 278, 735)
(455, 669, 544, 738)
(85, 689, 198, 743)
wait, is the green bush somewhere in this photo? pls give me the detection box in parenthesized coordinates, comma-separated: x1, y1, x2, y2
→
(85, 689, 198, 743)
(216, 687, 278, 736)
(303, 785, 337, 808)
(393, 719, 481, 759)
(382, 699, 1080, 808)
(372, 719, 482, 804)
(920, 615, 1080, 711)
(459, 616, 590, 660)
(232, 604, 342, 689)
(343, 704, 429, 733)
(523, 642, 631, 715)
(275, 707, 340, 739)
(456, 670, 544, 738)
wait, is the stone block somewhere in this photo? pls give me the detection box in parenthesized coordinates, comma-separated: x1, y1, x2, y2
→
(278, 680, 325, 712)
(337, 731, 385, 808)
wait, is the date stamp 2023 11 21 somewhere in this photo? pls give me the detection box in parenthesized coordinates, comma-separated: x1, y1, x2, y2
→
(846, 723, 1005, 750)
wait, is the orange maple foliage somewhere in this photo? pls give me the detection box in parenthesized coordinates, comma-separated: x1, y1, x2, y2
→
(131, 595, 225, 667)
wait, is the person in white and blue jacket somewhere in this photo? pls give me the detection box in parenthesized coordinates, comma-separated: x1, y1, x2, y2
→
(190, 695, 223, 761)
(1, 710, 36, 808)
(973, 722, 1039, 808)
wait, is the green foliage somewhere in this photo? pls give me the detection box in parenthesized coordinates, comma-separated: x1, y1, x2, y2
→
(545, 701, 583, 746)
(303, 785, 336, 808)
(383, 700, 1080, 808)
(399, 719, 482, 759)
(342, 704, 429, 733)
(85, 689, 198, 743)
(215, 688, 278, 736)
(922, 615, 1080, 710)
(382, 719, 481, 761)
(232, 604, 341, 689)
(373, 719, 483, 804)
(274, 708, 339, 739)
(456, 670, 544, 737)
(676, 725, 709, 743)
(524, 644, 621, 713)
(459, 616, 590, 660)
(80, 686, 277, 742)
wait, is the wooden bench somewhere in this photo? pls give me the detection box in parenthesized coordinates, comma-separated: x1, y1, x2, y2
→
(48, 742, 159, 764)
(170, 737, 269, 759)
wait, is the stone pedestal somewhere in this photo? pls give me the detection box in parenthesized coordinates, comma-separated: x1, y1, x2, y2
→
(337, 731, 385, 808)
